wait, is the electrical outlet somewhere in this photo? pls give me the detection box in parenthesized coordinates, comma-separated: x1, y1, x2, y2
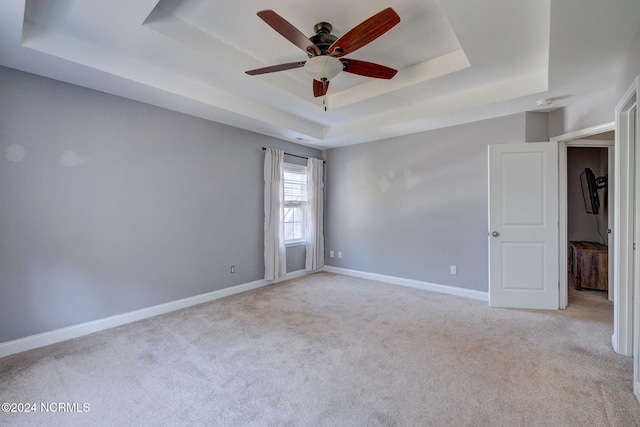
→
(230, 266, 235, 274)
(450, 265, 457, 275)
(338, 252, 342, 259)
(330, 250, 334, 258)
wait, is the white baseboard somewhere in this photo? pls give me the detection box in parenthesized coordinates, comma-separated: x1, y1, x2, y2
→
(0, 269, 310, 359)
(322, 266, 489, 302)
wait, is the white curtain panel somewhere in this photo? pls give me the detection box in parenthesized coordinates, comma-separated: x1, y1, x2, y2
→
(305, 157, 325, 271)
(264, 148, 287, 280)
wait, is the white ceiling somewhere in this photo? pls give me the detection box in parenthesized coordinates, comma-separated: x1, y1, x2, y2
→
(1, 0, 639, 149)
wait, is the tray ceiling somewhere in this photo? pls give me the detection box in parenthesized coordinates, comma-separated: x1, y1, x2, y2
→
(1, 0, 639, 148)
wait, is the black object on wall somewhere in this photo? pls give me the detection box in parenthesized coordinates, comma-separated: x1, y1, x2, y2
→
(580, 167, 608, 215)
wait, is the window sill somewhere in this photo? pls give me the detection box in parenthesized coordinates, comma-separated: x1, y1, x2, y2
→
(286, 241, 306, 248)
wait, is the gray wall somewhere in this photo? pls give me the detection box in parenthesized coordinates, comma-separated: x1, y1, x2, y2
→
(0, 66, 320, 343)
(324, 113, 531, 292)
(525, 112, 550, 142)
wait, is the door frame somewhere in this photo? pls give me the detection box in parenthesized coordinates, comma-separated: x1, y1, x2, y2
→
(552, 122, 614, 308)
(615, 77, 638, 358)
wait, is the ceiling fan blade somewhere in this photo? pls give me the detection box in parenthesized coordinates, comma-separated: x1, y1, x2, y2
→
(329, 8, 400, 57)
(342, 59, 397, 79)
(257, 10, 320, 56)
(245, 61, 306, 75)
(313, 79, 329, 97)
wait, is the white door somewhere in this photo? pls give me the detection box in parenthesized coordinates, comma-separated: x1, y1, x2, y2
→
(488, 142, 559, 309)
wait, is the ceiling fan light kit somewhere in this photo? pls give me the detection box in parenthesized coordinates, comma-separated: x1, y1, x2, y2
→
(304, 56, 343, 81)
(245, 8, 401, 109)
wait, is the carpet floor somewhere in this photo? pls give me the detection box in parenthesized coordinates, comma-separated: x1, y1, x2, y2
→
(1, 272, 639, 426)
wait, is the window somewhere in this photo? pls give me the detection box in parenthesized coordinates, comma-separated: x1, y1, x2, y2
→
(283, 163, 307, 245)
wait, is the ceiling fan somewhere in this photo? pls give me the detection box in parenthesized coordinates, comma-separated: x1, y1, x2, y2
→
(245, 8, 401, 109)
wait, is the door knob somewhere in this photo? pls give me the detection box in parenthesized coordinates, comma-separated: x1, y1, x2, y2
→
(491, 231, 500, 237)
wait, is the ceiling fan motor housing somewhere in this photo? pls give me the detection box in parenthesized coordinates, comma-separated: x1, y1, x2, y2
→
(309, 22, 338, 55)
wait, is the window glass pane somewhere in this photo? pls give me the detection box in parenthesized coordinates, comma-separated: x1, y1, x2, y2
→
(283, 163, 307, 243)
(284, 223, 294, 241)
(284, 184, 306, 202)
(284, 206, 294, 223)
(283, 166, 307, 203)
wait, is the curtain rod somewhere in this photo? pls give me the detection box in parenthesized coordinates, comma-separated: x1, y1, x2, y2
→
(262, 147, 325, 163)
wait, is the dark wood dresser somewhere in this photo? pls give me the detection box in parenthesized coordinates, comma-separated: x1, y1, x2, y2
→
(569, 241, 608, 291)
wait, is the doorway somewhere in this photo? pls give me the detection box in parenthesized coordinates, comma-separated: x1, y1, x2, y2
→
(566, 143, 613, 303)
(554, 123, 615, 310)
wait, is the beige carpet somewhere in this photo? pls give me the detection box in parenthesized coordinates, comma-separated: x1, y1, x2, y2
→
(1, 272, 639, 426)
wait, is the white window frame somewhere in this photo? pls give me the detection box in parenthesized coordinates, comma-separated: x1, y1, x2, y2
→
(283, 162, 308, 247)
